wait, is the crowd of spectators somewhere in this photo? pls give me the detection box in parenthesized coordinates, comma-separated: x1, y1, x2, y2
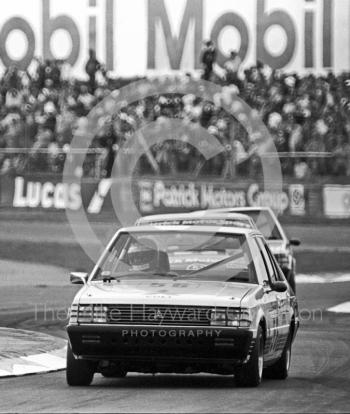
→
(0, 46, 350, 179)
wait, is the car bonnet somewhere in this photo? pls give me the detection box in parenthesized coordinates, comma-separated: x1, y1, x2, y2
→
(78, 278, 256, 308)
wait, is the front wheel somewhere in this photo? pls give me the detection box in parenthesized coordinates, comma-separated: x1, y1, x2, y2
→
(285, 269, 296, 294)
(263, 334, 292, 380)
(101, 368, 128, 378)
(235, 326, 264, 387)
(66, 343, 95, 386)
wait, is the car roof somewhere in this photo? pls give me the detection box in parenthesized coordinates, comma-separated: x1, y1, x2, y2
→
(137, 211, 254, 223)
(120, 224, 262, 237)
(207, 207, 274, 213)
(224, 207, 287, 241)
(188, 211, 254, 220)
(135, 213, 257, 230)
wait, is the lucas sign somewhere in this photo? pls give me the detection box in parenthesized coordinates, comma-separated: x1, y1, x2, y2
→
(0, 0, 349, 76)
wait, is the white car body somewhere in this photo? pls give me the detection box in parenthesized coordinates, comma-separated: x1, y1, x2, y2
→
(193, 207, 300, 292)
(66, 224, 299, 387)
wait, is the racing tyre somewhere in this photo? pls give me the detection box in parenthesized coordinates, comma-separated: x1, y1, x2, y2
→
(101, 369, 128, 378)
(235, 326, 264, 387)
(66, 343, 95, 386)
(286, 270, 296, 294)
(288, 272, 296, 294)
(263, 333, 291, 380)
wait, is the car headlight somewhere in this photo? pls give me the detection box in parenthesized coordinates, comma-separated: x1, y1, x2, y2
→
(227, 309, 243, 327)
(210, 310, 227, 326)
(78, 304, 93, 323)
(76, 304, 108, 324)
(210, 308, 251, 328)
(68, 304, 78, 324)
(92, 305, 108, 323)
(234, 309, 252, 328)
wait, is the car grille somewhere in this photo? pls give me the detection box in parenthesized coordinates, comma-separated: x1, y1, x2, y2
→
(106, 304, 216, 326)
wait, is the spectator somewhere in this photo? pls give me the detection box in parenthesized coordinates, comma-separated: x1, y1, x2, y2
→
(85, 49, 100, 92)
(5, 88, 23, 112)
(200, 40, 217, 81)
(78, 85, 96, 114)
(3, 66, 21, 90)
(49, 60, 62, 88)
(224, 50, 242, 89)
(1, 54, 350, 178)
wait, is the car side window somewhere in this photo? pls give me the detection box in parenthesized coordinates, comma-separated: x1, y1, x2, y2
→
(263, 242, 286, 282)
(256, 238, 278, 283)
(251, 238, 270, 285)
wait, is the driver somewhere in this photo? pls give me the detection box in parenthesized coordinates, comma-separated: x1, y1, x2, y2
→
(127, 238, 159, 272)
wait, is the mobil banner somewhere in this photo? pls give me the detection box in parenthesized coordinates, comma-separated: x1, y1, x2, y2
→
(0, 0, 349, 77)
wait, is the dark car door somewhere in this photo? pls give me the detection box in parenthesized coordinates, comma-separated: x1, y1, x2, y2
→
(251, 237, 281, 361)
(262, 241, 292, 353)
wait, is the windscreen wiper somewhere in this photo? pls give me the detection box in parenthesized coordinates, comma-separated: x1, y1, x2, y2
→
(153, 272, 180, 278)
(97, 271, 180, 281)
(188, 251, 243, 275)
(102, 275, 117, 283)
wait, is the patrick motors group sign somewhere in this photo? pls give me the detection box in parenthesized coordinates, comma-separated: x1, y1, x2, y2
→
(0, 0, 348, 76)
(138, 179, 299, 215)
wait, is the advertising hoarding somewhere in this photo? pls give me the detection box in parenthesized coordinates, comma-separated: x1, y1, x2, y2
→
(0, 0, 349, 77)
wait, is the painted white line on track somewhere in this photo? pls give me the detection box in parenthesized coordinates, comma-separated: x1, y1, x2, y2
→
(12, 364, 49, 376)
(23, 353, 66, 370)
(0, 345, 66, 378)
(327, 302, 350, 313)
(296, 273, 350, 284)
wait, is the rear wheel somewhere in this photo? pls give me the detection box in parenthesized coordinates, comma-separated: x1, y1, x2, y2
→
(66, 343, 95, 386)
(235, 326, 264, 387)
(263, 333, 292, 380)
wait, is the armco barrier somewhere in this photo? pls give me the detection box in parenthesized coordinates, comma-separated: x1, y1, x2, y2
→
(0, 174, 323, 219)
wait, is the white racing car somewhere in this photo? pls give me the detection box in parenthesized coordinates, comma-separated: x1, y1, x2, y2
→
(192, 207, 300, 293)
(66, 224, 299, 387)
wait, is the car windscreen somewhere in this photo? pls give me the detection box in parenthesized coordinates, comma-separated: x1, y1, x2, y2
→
(92, 230, 257, 284)
(237, 211, 282, 240)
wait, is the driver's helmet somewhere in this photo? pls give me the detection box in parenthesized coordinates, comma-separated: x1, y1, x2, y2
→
(128, 238, 158, 271)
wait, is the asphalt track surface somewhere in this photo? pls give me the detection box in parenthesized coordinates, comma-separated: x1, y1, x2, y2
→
(1, 283, 350, 412)
(1, 218, 350, 250)
(1, 217, 350, 412)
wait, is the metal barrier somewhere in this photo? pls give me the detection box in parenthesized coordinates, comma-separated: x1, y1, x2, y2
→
(0, 148, 348, 179)
(0, 148, 105, 178)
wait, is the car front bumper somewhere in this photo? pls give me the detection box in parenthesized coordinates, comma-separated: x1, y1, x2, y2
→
(67, 324, 255, 365)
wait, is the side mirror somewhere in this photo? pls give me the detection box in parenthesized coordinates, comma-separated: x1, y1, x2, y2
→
(70, 272, 88, 285)
(290, 238, 301, 246)
(271, 281, 288, 293)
